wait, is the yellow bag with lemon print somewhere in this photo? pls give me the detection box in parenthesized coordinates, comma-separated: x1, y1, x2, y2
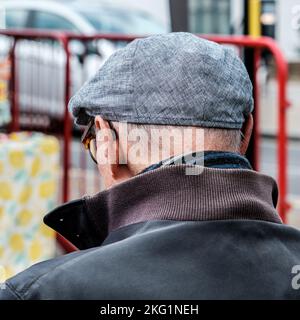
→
(0, 132, 59, 280)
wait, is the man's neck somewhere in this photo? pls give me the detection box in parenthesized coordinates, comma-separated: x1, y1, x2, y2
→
(139, 151, 252, 174)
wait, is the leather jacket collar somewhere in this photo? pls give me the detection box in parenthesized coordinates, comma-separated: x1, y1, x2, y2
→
(44, 165, 282, 250)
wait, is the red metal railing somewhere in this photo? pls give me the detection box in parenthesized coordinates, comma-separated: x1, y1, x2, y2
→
(202, 35, 290, 222)
(0, 30, 290, 252)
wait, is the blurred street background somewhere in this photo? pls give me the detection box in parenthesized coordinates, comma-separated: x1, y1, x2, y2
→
(0, 0, 300, 276)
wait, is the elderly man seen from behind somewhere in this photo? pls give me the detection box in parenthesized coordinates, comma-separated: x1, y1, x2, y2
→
(1, 32, 300, 300)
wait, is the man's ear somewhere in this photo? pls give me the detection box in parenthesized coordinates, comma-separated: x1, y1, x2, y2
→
(94, 116, 133, 187)
(94, 116, 119, 177)
(240, 114, 253, 155)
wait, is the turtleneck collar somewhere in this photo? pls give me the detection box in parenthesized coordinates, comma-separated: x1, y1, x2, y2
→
(44, 165, 282, 250)
(140, 151, 252, 173)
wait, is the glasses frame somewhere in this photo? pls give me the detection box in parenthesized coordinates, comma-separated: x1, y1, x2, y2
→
(81, 119, 98, 164)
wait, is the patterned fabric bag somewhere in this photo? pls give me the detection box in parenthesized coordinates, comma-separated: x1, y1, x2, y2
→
(0, 132, 59, 280)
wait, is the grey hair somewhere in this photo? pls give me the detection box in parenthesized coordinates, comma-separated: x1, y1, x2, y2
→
(204, 128, 243, 153)
(112, 122, 242, 153)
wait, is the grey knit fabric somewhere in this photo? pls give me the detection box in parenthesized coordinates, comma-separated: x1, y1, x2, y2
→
(69, 32, 254, 129)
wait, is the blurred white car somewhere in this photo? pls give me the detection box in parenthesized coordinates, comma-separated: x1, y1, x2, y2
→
(1, 0, 167, 35)
(0, 0, 168, 127)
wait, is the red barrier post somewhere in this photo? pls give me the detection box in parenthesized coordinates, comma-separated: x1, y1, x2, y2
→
(60, 35, 71, 204)
(9, 39, 19, 132)
(200, 35, 289, 222)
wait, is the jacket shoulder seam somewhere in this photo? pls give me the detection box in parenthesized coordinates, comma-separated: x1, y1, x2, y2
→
(4, 282, 24, 300)
(18, 249, 100, 298)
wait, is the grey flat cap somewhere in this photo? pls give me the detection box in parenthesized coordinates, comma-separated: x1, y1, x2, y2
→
(69, 32, 253, 129)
